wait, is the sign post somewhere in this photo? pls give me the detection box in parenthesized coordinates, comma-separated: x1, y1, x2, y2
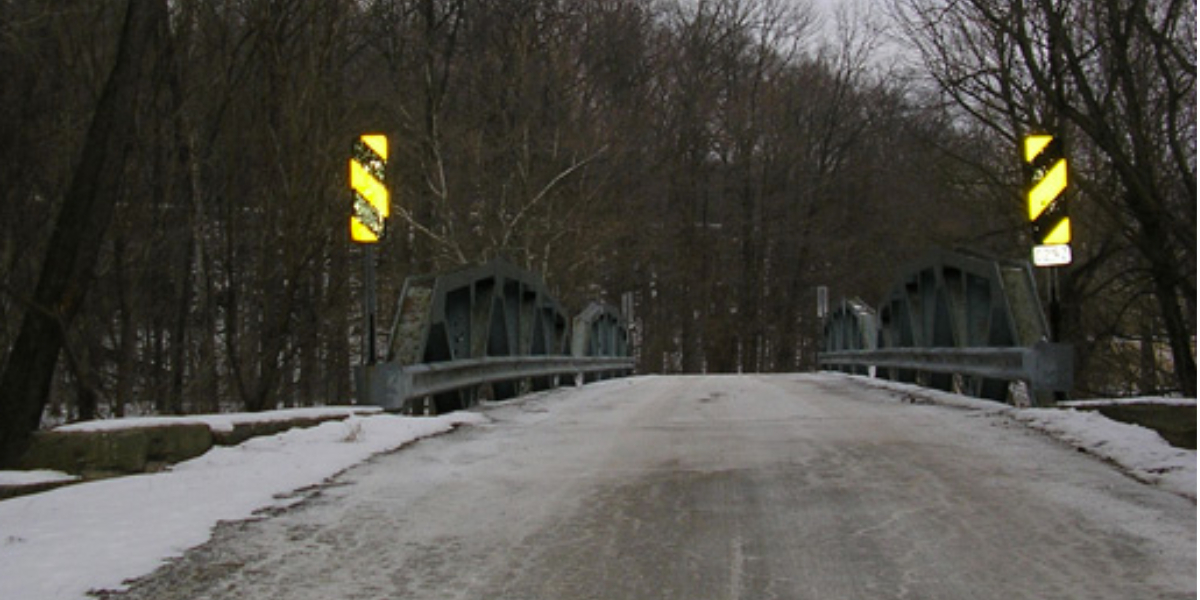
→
(350, 134, 389, 383)
(1023, 133, 1072, 349)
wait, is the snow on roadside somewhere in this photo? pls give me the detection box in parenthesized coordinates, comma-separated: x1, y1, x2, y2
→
(0, 411, 486, 600)
(834, 373, 1197, 501)
(53, 406, 382, 434)
(0, 408, 384, 492)
(0, 470, 79, 487)
(1013, 408, 1196, 499)
(837, 374, 1013, 412)
(1060, 397, 1197, 408)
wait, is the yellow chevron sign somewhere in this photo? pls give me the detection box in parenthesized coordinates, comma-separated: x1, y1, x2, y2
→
(350, 134, 389, 243)
(1024, 134, 1070, 245)
(1024, 133, 1071, 266)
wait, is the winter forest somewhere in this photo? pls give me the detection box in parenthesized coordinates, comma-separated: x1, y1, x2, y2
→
(0, 0, 1194, 451)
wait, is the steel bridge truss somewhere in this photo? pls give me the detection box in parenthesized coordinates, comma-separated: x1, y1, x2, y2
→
(362, 258, 633, 414)
(819, 250, 1072, 406)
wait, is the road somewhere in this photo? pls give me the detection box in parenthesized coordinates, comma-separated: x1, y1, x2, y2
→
(105, 375, 1195, 599)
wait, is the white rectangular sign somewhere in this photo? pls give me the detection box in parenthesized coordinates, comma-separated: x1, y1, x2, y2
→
(1032, 244, 1072, 267)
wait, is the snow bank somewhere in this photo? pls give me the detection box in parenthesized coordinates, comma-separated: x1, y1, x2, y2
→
(834, 373, 1197, 500)
(837, 374, 1013, 412)
(1014, 408, 1196, 499)
(0, 411, 485, 600)
(53, 406, 382, 434)
(1060, 397, 1197, 408)
(0, 470, 79, 487)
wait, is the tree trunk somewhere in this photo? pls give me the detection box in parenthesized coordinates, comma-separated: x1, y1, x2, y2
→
(0, 0, 167, 467)
(1152, 267, 1196, 397)
(115, 239, 138, 418)
(166, 28, 195, 417)
(168, 231, 194, 415)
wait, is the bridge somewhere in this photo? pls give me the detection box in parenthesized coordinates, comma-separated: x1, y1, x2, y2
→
(84, 253, 1190, 600)
(356, 258, 635, 415)
(355, 250, 1072, 413)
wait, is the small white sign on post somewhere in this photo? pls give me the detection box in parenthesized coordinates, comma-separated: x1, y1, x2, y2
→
(1032, 244, 1072, 267)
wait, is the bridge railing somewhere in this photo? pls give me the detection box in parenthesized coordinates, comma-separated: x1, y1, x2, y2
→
(818, 250, 1073, 406)
(819, 343, 1072, 397)
(364, 355, 635, 413)
(360, 259, 634, 414)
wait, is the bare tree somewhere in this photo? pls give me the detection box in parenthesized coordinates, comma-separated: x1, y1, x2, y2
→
(893, 0, 1196, 395)
(0, 0, 171, 466)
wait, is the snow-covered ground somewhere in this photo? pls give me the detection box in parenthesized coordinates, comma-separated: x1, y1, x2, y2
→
(0, 407, 386, 490)
(52, 406, 384, 434)
(0, 469, 80, 487)
(844, 374, 1197, 500)
(0, 411, 485, 600)
(1060, 396, 1198, 407)
(1014, 407, 1196, 498)
(0, 374, 1193, 600)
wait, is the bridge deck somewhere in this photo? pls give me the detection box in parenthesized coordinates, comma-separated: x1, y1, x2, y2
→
(109, 375, 1194, 599)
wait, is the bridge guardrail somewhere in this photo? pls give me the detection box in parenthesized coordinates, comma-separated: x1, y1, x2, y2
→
(818, 342, 1072, 396)
(366, 356, 636, 413)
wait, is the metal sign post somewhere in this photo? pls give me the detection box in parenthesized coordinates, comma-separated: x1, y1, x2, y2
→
(363, 245, 377, 365)
(1023, 133, 1070, 357)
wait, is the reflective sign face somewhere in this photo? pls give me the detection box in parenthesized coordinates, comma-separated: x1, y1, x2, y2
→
(1027, 160, 1067, 222)
(1023, 134, 1054, 163)
(350, 134, 389, 243)
(1023, 133, 1071, 263)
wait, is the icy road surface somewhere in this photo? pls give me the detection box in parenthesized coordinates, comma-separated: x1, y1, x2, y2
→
(105, 375, 1194, 600)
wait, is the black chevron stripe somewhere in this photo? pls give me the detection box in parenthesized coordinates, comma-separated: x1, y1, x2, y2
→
(1025, 137, 1063, 184)
(352, 139, 386, 183)
(354, 192, 383, 235)
(1031, 194, 1068, 243)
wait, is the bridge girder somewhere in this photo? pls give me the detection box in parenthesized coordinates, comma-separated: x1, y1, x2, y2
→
(368, 258, 632, 413)
(821, 249, 1070, 405)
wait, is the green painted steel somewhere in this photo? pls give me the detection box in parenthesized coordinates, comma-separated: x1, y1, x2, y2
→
(819, 250, 1073, 406)
(363, 258, 632, 414)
